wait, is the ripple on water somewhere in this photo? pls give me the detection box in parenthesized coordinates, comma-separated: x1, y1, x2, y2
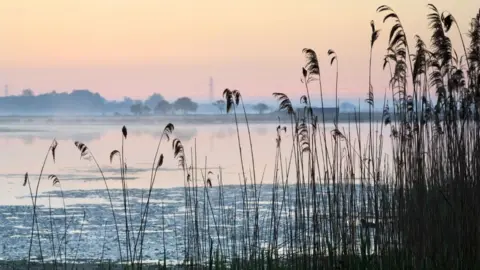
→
(0, 184, 371, 261)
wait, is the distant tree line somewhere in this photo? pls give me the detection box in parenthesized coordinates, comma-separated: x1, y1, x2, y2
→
(0, 88, 299, 115)
(0, 89, 107, 113)
(212, 99, 271, 114)
(0, 89, 202, 115)
(130, 96, 198, 115)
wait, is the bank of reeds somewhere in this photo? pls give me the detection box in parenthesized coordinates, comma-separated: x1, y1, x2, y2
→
(19, 4, 480, 269)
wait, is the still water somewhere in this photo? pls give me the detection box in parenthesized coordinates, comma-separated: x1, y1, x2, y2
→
(0, 120, 391, 262)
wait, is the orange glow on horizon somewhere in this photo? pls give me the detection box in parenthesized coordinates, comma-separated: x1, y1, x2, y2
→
(0, 0, 477, 100)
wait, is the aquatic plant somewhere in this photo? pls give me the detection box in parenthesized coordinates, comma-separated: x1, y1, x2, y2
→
(16, 4, 480, 269)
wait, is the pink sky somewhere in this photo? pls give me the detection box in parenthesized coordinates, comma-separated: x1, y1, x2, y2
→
(0, 0, 477, 101)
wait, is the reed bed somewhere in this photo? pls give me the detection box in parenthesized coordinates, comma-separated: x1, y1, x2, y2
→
(15, 4, 480, 270)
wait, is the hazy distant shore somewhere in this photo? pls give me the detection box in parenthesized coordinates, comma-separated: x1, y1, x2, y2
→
(0, 112, 385, 126)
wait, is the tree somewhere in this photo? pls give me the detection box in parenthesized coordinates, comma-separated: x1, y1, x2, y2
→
(145, 93, 164, 109)
(154, 100, 172, 115)
(340, 102, 356, 112)
(130, 103, 143, 115)
(213, 100, 225, 114)
(22, 89, 34, 96)
(143, 105, 151, 114)
(173, 97, 198, 114)
(123, 97, 134, 107)
(253, 103, 269, 114)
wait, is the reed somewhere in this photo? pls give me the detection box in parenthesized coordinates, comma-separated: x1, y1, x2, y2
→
(16, 4, 480, 269)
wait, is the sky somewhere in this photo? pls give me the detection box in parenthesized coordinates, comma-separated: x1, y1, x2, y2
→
(0, 0, 478, 101)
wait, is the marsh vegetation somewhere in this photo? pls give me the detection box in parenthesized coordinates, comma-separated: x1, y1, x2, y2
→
(4, 4, 480, 269)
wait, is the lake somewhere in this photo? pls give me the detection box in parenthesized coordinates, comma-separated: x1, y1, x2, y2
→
(0, 119, 392, 262)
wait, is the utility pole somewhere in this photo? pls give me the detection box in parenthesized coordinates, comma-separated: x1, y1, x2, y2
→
(209, 77, 214, 103)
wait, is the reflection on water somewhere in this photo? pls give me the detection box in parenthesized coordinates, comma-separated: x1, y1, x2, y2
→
(0, 122, 294, 204)
(0, 119, 390, 262)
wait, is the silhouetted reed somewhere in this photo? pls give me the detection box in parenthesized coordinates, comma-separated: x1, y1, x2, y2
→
(17, 4, 480, 270)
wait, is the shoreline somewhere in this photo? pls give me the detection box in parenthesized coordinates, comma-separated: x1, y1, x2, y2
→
(0, 112, 385, 126)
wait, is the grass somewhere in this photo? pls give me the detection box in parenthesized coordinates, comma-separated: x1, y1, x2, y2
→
(6, 3, 480, 269)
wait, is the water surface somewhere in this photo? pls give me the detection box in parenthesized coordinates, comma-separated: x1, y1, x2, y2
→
(0, 119, 391, 261)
